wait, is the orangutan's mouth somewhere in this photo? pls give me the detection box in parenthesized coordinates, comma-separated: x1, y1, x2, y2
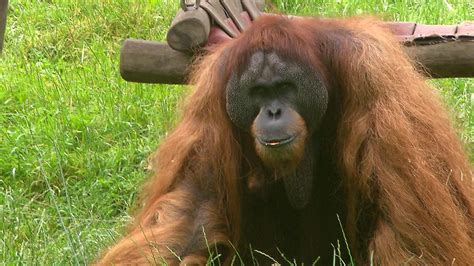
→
(256, 135, 296, 147)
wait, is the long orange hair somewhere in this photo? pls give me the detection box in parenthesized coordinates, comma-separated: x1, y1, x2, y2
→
(98, 15, 473, 265)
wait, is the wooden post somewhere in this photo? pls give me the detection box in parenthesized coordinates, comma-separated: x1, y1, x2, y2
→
(0, 0, 8, 53)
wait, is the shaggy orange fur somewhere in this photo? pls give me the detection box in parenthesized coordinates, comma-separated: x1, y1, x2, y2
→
(98, 15, 473, 265)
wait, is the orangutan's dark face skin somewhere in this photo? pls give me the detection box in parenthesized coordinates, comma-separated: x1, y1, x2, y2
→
(226, 50, 328, 208)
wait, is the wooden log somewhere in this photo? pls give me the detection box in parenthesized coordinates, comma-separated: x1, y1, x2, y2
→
(405, 42, 474, 78)
(0, 0, 8, 53)
(120, 39, 192, 84)
(166, 0, 264, 53)
(120, 39, 474, 84)
(166, 8, 211, 52)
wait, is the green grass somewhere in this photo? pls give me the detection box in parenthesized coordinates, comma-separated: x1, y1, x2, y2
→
(0, 0, 472, 264)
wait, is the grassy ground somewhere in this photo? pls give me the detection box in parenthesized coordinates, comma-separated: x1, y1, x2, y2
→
(1, 0, 472, 264)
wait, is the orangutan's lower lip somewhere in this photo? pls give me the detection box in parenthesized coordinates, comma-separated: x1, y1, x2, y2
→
(257, 135, 296, 147)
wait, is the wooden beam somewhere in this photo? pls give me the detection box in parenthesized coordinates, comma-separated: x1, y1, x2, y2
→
(405, 42, 474, 78)
(120, 39, 474, 84)
(120, 39, 192, 84)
